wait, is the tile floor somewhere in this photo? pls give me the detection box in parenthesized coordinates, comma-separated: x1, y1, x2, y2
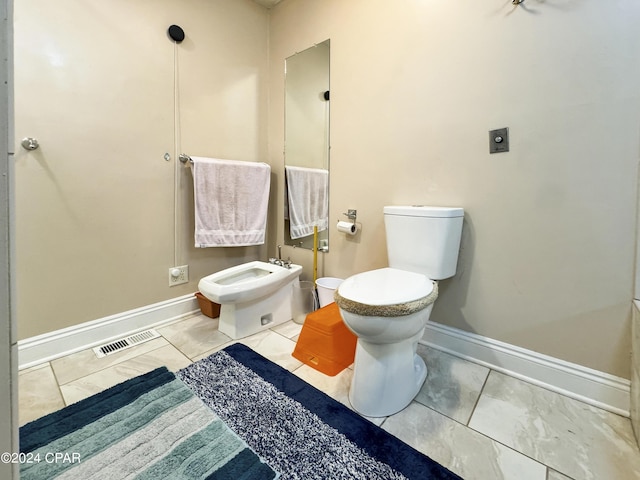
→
(19, 313, 640, 480)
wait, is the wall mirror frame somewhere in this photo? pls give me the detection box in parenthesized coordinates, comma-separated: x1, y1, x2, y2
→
(284, 39, 330, 251)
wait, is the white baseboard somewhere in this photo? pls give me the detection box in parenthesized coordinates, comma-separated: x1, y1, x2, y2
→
(18, 296, 631, 417)
(422, 321, 631, 417)
(18, 294, 200, 370)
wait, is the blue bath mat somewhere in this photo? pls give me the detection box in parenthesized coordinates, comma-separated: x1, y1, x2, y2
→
(178, 343, 462, 480)
(19, 367, 276, 480)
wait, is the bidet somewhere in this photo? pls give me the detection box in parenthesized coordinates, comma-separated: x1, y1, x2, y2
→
(199, 261, 303, 339)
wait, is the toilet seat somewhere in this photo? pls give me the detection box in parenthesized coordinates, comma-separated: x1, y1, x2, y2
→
(335, 268, 438, 317)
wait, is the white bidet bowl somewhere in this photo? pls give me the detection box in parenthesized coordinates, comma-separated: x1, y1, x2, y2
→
(198, 261, 302, 339)
(199, 261, 302, 304)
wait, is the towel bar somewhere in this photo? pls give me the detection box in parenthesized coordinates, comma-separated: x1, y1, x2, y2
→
(179, 154, 193, 164)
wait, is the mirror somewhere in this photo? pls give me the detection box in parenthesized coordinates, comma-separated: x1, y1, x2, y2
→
(284, 40, 330, 251)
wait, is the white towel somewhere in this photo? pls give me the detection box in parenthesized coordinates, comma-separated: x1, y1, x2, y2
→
(191, 156, 271, 247)
(285, 165, 329, 239)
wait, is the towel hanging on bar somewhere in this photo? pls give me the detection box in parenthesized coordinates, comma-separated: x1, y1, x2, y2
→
(285, 165, 329, 240)
(191, 156, 271, 247)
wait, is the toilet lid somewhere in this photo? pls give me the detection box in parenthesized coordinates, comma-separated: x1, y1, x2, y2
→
(337, 268, 434, 305)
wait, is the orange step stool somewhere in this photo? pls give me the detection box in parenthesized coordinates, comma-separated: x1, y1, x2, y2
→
(292, 302, 357, 376)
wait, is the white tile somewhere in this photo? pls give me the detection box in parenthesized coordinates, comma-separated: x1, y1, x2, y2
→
(190, 341, 235, 363)
(59, 344, 191, 405)
(271, 319, 303, 339)
(469, 371, 640, 480)
(19, 362, 51, 375)
(293, 364, 353, 405)
(19, 363, 65, 425)
(382, 401, 547, 480)
(239, 330, 302, 371)
(51, 337, 170, 384)
(360, 413, 387, 427)
(547, 470, 574, 480)
(190, 323, 302, 363)
(157, 314, 231, 360)
(415, 344, 490, 424)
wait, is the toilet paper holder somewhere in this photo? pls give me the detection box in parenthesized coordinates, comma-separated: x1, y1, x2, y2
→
(342, 209, 357, 224)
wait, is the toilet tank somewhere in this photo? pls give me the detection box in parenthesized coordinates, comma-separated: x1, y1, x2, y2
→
(384, 206, 464, 280)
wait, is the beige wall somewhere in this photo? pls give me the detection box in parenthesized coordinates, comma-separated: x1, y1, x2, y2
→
(269, 0, 640, 378)
(13, 0, 640, 379)
(14, 0, 270, 339)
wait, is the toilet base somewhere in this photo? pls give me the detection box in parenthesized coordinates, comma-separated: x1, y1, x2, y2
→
(348, 330, 427, 417)
(218, 279, 295, 339)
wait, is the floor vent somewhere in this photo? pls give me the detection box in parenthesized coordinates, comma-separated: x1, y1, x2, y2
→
(92, 329, 161, 358)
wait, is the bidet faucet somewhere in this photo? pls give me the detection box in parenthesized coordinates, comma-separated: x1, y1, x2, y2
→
(268, 245, 291, 269)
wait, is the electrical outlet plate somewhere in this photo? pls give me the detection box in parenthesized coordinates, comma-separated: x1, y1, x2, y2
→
(169, 265, 189, 286)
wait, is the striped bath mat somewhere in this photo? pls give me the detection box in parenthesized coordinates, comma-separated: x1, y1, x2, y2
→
(21, 343, 460, 479)
(19, 367, 277, 479)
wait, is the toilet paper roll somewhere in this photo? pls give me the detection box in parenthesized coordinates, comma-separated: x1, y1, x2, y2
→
(337, 221, 358, 235)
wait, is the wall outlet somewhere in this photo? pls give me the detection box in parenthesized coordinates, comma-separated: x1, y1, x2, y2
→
(168, 265, 189, 286)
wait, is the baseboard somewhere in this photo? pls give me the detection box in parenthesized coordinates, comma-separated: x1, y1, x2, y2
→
(18, 296, 631, 416)
(18, 293, 200, 370)
(422, 321, 631, 417)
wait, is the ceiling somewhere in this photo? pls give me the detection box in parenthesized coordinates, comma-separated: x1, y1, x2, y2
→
(253, 0, 282, 8)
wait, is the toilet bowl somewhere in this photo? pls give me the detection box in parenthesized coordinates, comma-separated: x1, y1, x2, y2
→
(335, 268, 438, 417)
(335, 205, 463, 417)
(198, 260, 302, 339)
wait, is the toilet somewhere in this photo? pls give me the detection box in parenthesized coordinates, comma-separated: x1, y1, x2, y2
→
(335, 206, 464, 417)
(198, 260, 302, 339)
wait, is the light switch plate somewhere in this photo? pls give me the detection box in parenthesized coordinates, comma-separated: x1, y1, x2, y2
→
(489, 127, 509, 154)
